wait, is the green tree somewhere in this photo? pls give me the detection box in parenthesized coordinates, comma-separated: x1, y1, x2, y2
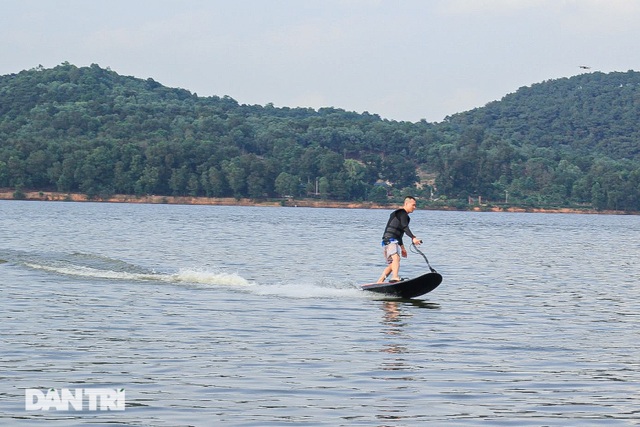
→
(369, 185, 388, 203)
(136, 165, 161, 195)
(591, 182, 606, 210)
(201, 166, 228, 197)
(0, 160, 8, 186)
(318, 176, 330, 199)
(169, 166, 189, 196)
(275, 172, 301, 197)
(221, 157, 248, 198)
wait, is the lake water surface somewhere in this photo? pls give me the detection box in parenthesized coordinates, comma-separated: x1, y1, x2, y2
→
(1, 200, 639, 426)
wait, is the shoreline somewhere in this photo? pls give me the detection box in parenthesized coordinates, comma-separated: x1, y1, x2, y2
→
(0, 190, 636, 215)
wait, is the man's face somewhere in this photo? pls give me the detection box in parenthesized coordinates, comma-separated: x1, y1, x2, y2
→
(404, 198, 416, 213)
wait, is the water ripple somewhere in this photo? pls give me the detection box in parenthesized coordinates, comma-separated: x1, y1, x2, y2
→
(1, 202, 639, 425)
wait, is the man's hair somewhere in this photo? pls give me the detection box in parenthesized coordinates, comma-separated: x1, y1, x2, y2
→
(404, 196, 416, 202)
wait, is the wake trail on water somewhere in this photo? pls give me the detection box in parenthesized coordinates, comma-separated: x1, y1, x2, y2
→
(251, 280, 363, 299)
(24, 262, 251, 287)
(8, 250, 364, 299)
(8, 250, 250, 288)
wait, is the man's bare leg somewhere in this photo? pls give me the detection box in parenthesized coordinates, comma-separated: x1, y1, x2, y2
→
(377, 254, 400, 283)
(388, 254, 401, 282)
(377, 265, 392, 283)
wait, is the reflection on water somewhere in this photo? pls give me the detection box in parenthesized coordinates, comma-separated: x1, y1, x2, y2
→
(381, 301, 409, 357)
(382, 301, 404, 328)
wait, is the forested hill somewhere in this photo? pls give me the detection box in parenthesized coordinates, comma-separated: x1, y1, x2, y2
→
(446, 70, 640, 161)
(1, 63, 639, 211)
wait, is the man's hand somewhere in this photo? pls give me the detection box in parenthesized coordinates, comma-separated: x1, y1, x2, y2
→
(401, 246, 408, 258)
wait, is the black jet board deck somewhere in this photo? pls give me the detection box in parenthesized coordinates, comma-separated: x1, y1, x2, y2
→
(360, 272, 442, 299)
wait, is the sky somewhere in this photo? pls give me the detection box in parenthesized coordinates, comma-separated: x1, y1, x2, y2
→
(1, 0, 639, 123)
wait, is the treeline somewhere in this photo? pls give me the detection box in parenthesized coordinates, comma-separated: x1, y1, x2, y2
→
(0, 63, 639, 211)
(439, 70, 640, 210)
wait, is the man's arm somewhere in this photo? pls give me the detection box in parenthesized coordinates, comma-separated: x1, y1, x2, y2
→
(399, 210, 415, 239)
(400, 210, 421, 245)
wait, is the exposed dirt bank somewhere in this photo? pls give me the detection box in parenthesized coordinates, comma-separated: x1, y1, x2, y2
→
(0, 190, 635, 215)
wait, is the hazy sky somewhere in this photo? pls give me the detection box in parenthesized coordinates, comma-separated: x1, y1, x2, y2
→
(1, 0, 638, 122)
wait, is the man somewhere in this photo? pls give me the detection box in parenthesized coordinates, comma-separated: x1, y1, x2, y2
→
(377, 196, 422, 283)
